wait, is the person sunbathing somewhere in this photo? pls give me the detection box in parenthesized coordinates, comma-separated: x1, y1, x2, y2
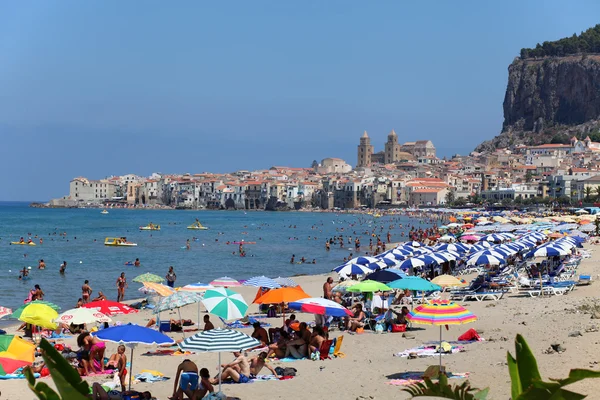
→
(105, 345, 127, 389)
(345, 304, 366, 331)
(268, 314, 296, 343)
(308, 326, 327, 354)
(212, 352, 251, 384)
(195, 368, 214, 399)
(145, 317, 192, 331)
(284, 322, 311, 359)
(267, 331, 290, 359)
(92, 291, 107, 302)
(249, 352, 279, 378)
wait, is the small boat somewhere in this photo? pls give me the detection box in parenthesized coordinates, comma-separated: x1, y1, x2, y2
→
(187, 221, 208, 230)
(101, 209, 109, 214)
(139, 224, 160, 231)
(104, 237, 137, 247)
(11, 241, 36, 246)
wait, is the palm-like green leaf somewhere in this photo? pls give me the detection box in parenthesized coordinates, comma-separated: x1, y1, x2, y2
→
(402, 376, 487, 400)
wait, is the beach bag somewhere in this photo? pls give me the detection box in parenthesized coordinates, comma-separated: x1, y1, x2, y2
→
(283, 367, 297, 376)
(267, 307, 277, 318)
(391, 324, 407, 333)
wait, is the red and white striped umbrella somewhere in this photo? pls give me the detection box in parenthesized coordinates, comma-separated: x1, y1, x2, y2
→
(0, 306, 12, 319)
(210, 277, 242, 287)
(288, 298, 353, 317)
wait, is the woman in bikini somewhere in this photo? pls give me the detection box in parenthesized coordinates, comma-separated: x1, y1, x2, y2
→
(82, 280, 92, 304)
(78, 332, 106, 373)
(116, 272, 127, 302)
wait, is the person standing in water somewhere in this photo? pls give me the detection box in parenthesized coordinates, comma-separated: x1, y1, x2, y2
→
(38, 259, 46, 269)
(59, 261, 67, 274)
(134, 258, 140, 267)
(166, 266, 176, 288)
(116, 272, 127, 302)
(82, 280, 92, 304)
(186, 239, 191, 250)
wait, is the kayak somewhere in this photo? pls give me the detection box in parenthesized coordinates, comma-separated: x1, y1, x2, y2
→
(11, 242, 36, 246)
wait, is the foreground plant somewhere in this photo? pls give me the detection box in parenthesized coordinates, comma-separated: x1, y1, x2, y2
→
(24, 338, 90, 400)
(403, 334, 600, 399)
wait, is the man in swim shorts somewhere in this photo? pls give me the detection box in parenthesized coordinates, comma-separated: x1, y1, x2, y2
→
(171, 359, 199, 400)
(212, 351, 251, 384)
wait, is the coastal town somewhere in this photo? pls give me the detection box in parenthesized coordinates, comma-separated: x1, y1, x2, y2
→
(49, 131, 600, 210)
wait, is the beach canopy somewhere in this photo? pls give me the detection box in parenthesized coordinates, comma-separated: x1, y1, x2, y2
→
(142, 282, 174, 296)
(332, 280, 360, 293)
(288, 298, 353, 317)
(387, 276, 441, 292)
(431, 274, 467, 288)
(210, 277, 242, 287)
(254, 286, 310, 304)
(178, 328, 260, 393)
(93, 324, 174, 390)
(333, 263, 374, 276)
(179, 282, 214, 292)
(0, 307, 12, 319)
(527, 246, 569, 258)
(56, 307, 111, 325)
(397, 258, 426, 270)
(202, 288, 248, 321)
(466, 254, 505, 266)
(16, 303, 58, 330)
(154, 291, 203, 313)
(132, 273, 164, 283)
(82, 300, 138, 316)
(366, 269, 407, 283)
(407, 300, 477, 369)
(0, 335, 35, 375)
(243, 276, 281, 289)
(273, 277, 298, 287)
(347, 280, 392, 293)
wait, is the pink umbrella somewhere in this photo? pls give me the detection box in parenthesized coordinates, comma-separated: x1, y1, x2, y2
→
(210, 277, 242, 287)
(460, 235, 481, 242)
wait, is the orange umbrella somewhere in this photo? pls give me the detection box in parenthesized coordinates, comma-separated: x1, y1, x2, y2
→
(253, 286, 310, 304)
(143, 282, 174, 296)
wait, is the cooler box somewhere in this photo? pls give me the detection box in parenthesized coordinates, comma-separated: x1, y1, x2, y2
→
(159, 321, 171, 332)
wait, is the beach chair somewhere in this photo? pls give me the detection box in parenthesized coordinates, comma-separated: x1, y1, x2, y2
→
(319, 339, 334, 360)
(332, 335, 345, 358)
(578, 275, 592, 285)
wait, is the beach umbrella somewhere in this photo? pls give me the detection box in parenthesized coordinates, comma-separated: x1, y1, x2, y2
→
(466, 254, 505, 266)
(379, 251, 407, 263)
(348, 256, 381, 265)
(397, 257, 426, 270)
(333, 263, 374, 276)
(372, 257, 396, 268)
(132, 273, 164, 283)
(273, 277, 298, 287)
(416, 254, 446, 266)
(288, 298, 353, 317)
(16, 303, 58, 330)
(55, 308, 111, 325)
(10, 300, 60, 319)
(575, 209, 589, 214)
(474, 249, 511, 258)
(459, 235, 481, 242)
(405, 241, 422, 248)
(142, 282, 174, 296)
(391, 247, 414, 256)
(0, 307, 12, 320)
(243, 276, 281, 289)
(332, 280, 360, 293)
(0, 335, 35, 375)
(431, 275, 467, 288)
(93, 324, 174, 390)
(367, 269, 407, 283)
(202, 288, 249, 321)
(387, 276, 442, 292)
(435, 243, 470, 253)
(347, 280, 392, 293)
(527, 246, 569, 258)
(210, 277, 242, 287)
(179, 282, 214, 292)
(253, 286, 310, 304)
(406, 300, 477, 369)
(82, 300, 138, 316)
(155, 291, 204, 337)
(178, 328, 260, 393)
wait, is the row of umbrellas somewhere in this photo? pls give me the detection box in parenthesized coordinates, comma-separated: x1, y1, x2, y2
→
(134, 272, 298, 290)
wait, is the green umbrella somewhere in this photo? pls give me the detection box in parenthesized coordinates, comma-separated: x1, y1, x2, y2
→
(132, 273, 164, 283)
(201, 288, 248, 321)
(346, 280, 392, 293)
(10, 301, 60, 319)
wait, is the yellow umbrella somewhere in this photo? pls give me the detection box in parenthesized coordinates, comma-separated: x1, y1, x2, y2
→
(431, 274, 467, 288)
(143, 282, 174, 296)
(19, 303, 58, 330)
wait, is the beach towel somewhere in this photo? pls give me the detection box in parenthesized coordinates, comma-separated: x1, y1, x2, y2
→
(0, 372, 40, 379)
(393, 345, 464, 358)
(386, 372, 470, 386)
(134, 372, 170, 383)
(142, 349, 192, 356)
(277, 357, 307, 362)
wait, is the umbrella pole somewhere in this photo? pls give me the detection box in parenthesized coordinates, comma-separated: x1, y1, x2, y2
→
(439, 325, 442, 374)
(197, 301, 200, 331)
(178, 308, 185, 338)
(129, 347, 134, 391)
(218, 352, 222, 393)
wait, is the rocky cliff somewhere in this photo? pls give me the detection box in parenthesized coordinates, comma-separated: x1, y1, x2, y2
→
(475, 55, 600, 152)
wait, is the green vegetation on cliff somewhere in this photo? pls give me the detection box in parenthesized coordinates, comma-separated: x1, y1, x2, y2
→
(520, 24, 600, 59)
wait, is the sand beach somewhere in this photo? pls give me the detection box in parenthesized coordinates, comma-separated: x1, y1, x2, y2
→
(2, 241, 600, 400)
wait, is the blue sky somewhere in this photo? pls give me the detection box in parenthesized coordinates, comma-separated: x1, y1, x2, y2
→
(1, 1, 600, 201)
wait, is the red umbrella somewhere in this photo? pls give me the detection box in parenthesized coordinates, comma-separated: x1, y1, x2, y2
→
(82, 300, 138, 316)
(0, 357, 31, 374)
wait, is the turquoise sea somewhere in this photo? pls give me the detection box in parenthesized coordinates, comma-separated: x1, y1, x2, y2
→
(0, 202, 430, 312)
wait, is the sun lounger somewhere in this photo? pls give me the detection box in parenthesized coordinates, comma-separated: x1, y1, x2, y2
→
(460, 292, 502, 302)
(319, 339, 334, 360)
(332, 335, 345, 358)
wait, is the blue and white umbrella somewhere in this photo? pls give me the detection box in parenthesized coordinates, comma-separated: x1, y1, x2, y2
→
(347, 256, 380, 266)
(435, 243, 470, 253)
(380, 250, 407, 262)
(332, 263, 374, 276)
(243, 276, 281, 289)
(373, 257, 397, 267)
(397, 257, 426, 270)
(273, 277, 298, 287)
(467, 254, 505, 266)
(392, 247, 414, 256)
(527, 246, 569, 258)
(417, 254, 447, 265)
(481, 233, 507, 242)
(405, 241, 423, 248)
(470, 249, 507, 259)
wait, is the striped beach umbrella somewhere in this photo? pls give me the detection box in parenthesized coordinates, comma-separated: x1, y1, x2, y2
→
(179, 282, 214, 292)
(397, 257, 426, 270)
(210, 277, 242, 287)
(273, 277, 298, 287)
(344, 256, 380, 266)
(288, 298, 353, 317)
(154, 292, 203, 313)
(142, 282, 174, 296)
(467, 254, 505, 266)
(178, 328, 260, 393)
(332, 263, 374, 276)
(202, 288, 248, 321)
(407, 300, 477, 369)
(0, 307, 12, 320)
(243, 276, 281, 289)
(132, 273, 164, 283)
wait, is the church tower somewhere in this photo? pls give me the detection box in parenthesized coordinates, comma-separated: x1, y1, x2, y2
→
(384, 129, 401, 164)
(357, 131, 373, 168)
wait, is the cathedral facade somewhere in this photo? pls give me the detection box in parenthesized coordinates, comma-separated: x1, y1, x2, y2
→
(356, 130, 436, 167)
